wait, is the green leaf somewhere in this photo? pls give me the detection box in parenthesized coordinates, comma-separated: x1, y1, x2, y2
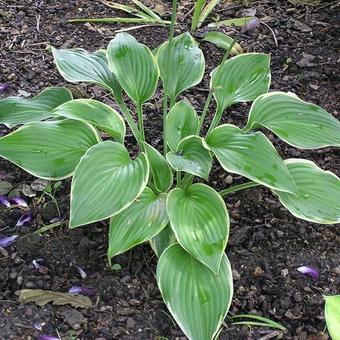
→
(166, 183, 229, 273)
(70, 141, 149, 228)
(149, 224, 176, 257)
(166, 136, 212, 180)
(244, 92, 340, 149)
(325, 295, 340, 340)
(157, 244, 233, 340)
(108, 187, 168, 261)
(52, 99, 126, 143)
(205, 124, 297, 194)
(0, 119, 99, 180)
(273, 159, 340, 224)
(203, 31, 243, 54)
(107, 32, 159, 104)
(166, 100, 199, 152)
(157, 32, 205, 102)
(130, 0, 162, 20)
(52, 47, 121, 96)
(0, 87, 72, 127)
(197, 0, 221, 29)
(211, 53, 270, 112)
(208, 16, 255, 29)
(191, 0, 206, 31)
(230, 314, 286, 331)
(143, 143, 173, 192)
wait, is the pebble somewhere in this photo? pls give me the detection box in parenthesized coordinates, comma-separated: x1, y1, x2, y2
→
(126, 317, 136, 329)
(120, 275, 132, 284)
(62, 309, 84, 326)
(24, 307, 33, 317)
(226, 175, 233, 184)
(117, 307, 135, 316)
(129, 299, 142, 306)
(16, 275, 23, 286)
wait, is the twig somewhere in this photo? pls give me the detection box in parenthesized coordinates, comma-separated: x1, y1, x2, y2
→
(260, 21, 278, 46)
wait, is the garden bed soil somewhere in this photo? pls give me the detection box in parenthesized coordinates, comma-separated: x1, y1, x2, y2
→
(0, 0, 339, 339)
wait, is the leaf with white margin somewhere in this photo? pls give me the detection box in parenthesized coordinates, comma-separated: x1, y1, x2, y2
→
(243, 91, 340, 149)
(166, 100, 199, 152)
(0, 87, 72, 127)
(157, 32, 205, 102)
(143, 143, 173, 192)
(166, 136, 212, 180)
(324, 295, 340, 340)
(0, 119, 99, 180)
(273, 159, 340, 224)
(205, 124, 297, 194)
(107, 33, 159, 104)
(211, 53, 270, 111)
(166, 183, 229, 274)
(108, 187, 168, 262)
(52, 47, 121, 97)
(157, 244, 233, 340)
(149, 224, 177, 257)
(70, 141, 149, 228)
(202, 31, 243, 55)
(52, 99, 125, 143)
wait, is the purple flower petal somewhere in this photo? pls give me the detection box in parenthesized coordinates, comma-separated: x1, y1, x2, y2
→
(0, 235, 18, 248)
(0, 195, 10, 208)
(0, 83, 11, 93)
(297, 266, 319, 279)
(68, 286, 96, 296)
(241, 17, 261, 33)
(10, 197, 28, 209)
(16, 212, 33, 227)
(38, 336, 60, 340)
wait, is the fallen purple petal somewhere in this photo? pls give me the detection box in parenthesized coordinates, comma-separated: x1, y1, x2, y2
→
(38, 336, 60, 340)
(33, 321, 45, 331)
(16, 212, 33, 227)
(10, 197, 28, 209)
(297, 266, 319, 279)
(0, 83, 11, 93)
(68, 286, 96, 296)
(0, 195, 10, 208)
(0, 235, 18, 248)
(241, 17, 261, 33)
(74, 264, 87, 279)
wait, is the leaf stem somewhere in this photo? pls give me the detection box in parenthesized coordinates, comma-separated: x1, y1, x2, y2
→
(219, 181, 260, 197)
(169, 0, 178, 46)
(198, 90, 213, 134)
(116, 97, 143, 147)
(162, 94, 168, 156)
(137, 102, 145, 143)
(207, 104, 223, 135)
(221, 37, 237, 64)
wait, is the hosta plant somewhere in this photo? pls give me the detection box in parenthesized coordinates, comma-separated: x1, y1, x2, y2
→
(1, 7, 340, 340)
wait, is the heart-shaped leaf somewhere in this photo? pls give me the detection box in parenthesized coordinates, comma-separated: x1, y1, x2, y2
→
(107, 33, 159, 104)
(166, 100, 199, 152)
(166, 136, 212, 180)
(143, 143, 173, 192)
(324, 295, 340, 340)
(0, 119, 99, 180)
(211, 53, 270, 111)
(167, 183, 229, 273)
(149, 224, 177, 257)
(157, 32, 205, 102)
(203, 31, 243, 55)
(70, 141, 149, 228)
(108, 187, 168, 262)
(205, 124, 297, 194)
(157, 244, 233, 340)
(244, 92, 340, 149)
(52, 99, 126, 142)
(52, 47, 121, 97)
(273, 159, 340, 224)
(0, 87, 72, 127)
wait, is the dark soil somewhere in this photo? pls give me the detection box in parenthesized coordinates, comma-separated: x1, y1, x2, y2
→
(0, 0, 339, 339)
